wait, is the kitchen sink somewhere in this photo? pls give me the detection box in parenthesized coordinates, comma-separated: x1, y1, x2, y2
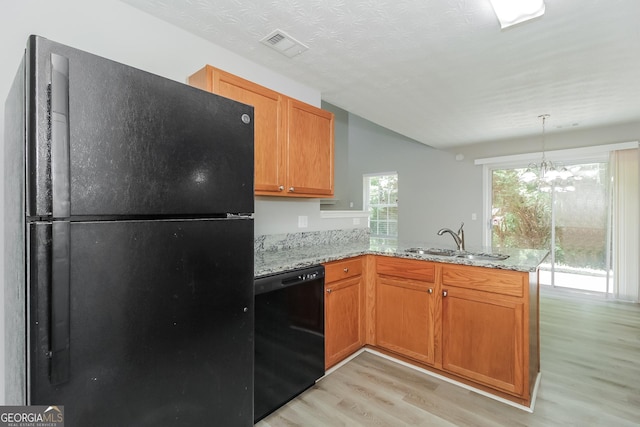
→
(404, 248, 457, 256)
(455, 253, 509, 261)
(404, 248, 509, 261)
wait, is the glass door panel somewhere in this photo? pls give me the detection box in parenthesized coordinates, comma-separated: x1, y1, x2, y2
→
(491, 162, 611, 294)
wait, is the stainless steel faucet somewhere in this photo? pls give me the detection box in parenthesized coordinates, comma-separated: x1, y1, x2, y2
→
(437, 222, 465, 251)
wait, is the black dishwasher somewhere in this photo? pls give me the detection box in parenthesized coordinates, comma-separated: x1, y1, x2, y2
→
(254, 265, 325, 422)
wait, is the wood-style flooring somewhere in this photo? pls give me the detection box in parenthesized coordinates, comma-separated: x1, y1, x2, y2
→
(256, 286, 640, 426)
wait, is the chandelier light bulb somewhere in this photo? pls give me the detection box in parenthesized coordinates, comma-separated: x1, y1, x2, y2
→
(521, 169, 538, 182)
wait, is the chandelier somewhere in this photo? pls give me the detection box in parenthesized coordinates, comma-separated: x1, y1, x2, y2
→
(519, 114, 578, 192)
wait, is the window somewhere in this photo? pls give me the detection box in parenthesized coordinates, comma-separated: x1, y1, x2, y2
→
(491, 162, 611, 293)
(476, 141, 638, 299)
(364, 173, 398, 238)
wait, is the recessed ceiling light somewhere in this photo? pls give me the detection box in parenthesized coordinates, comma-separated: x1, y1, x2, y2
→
(489, 0, 545, 29)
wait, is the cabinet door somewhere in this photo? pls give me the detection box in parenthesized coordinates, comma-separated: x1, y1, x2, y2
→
(189, 66, 286, 194)
(286, 98, 334, 196)
(442, 286, 524, 396)
(375, 276, 436, 365)
(325, 276, 363, 369)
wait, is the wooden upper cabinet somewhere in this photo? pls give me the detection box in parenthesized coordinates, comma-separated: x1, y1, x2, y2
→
(286, 98, 334, 196)
(188, 65, 334, 197)
(215, 71, 285, 194)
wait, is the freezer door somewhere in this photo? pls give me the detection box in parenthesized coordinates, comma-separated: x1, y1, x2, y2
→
(29, 218, 254, 426)
(26, 35, 254, 217)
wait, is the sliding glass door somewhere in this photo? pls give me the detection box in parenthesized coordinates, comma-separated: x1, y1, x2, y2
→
(491, 162, 612, 294)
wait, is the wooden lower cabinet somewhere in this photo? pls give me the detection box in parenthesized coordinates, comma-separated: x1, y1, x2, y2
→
(321, 255, 538, 405)
(440, 263, 534, 401)
(323, 258, 364, 369)
(375, 257, 437, 365)
(441, 286, 525, 395)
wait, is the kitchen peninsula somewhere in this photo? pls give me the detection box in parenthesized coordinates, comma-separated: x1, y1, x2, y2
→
(255, 229, 548, 410)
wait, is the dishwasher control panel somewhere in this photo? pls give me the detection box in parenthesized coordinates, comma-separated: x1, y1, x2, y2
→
(284, 271, 320, 284)
(254, 265, 325, 295)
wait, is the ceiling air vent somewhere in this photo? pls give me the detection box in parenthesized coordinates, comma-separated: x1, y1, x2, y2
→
(260, 29, 308, 58)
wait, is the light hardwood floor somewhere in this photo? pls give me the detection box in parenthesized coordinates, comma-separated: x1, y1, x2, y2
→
(256, 286, 640, 426)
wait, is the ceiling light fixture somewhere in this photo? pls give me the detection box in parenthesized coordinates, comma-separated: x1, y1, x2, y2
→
(520, 114, 579, 193)
(488, 0, 545, 29)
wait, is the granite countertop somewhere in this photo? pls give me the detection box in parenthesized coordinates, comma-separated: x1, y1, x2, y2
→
(254, 235, 549, 278)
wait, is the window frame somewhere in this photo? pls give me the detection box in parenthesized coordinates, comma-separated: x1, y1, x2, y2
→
(363, 172, 398, 238)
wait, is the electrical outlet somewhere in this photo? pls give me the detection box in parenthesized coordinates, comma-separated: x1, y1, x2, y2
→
(353, 218, 360, 225)
(471, 213, 477, 221)
(298, 215, 308, 228)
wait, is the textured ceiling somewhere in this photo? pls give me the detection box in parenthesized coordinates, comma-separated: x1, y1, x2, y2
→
(121, 0, 640, 149)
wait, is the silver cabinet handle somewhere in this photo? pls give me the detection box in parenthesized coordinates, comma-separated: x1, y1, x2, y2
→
(442, 290, 448, 297)
(289, 187, 295, 192)
(326, 289, 332, 294)
(278, 185, 284, 191)
(343, 267, 349, 273)
(428, 288, 433, 294)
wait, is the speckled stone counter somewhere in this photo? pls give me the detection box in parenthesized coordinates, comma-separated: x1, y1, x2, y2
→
(254, 229, 549, 277)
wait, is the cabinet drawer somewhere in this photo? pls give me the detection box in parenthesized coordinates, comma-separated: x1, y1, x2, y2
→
(442, 265, 526, 297)
(324, 258, 362, 283)
(376, 256, 435, 282)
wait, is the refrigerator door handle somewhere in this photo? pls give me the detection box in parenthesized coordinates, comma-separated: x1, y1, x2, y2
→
(50, 53, 71, 218)
(50, 221, 71, 384)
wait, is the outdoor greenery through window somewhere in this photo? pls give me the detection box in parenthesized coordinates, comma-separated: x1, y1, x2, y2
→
(365, 173, 398, 239)
(492, 163, 611, 292)
(491, 169, 552, 250)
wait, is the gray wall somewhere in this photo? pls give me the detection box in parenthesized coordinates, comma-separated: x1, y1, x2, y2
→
(338, 110, 484, 248)
(321, 102, 350, 210)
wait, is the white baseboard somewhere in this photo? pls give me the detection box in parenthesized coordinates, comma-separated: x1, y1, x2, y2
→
(319, 348, 539, 413)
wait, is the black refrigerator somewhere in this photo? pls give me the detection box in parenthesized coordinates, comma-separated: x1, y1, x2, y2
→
(4, 35, 255, 426)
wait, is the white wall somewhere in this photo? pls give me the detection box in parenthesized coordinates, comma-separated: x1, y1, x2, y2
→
(0, 0, 327, 405)
(255, 198, 368, 236)
(452, 121, 640, 160)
